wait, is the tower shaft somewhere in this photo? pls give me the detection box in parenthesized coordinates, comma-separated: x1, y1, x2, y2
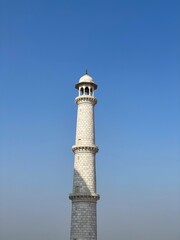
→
(69, 74, 99, 240)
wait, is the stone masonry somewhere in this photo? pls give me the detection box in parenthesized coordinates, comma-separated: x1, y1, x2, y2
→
(69, 72, 100, 240)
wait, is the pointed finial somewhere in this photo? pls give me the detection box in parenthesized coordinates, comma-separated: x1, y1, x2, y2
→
(85, 69, 88, 75)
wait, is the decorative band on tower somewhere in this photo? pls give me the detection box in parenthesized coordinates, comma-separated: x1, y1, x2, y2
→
(69, 72, 99, 240)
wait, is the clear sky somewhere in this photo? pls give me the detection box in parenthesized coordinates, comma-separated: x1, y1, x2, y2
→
(0, 0, 179, 240)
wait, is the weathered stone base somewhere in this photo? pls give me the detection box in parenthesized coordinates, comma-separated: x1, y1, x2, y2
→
(70, 201, 97, 240)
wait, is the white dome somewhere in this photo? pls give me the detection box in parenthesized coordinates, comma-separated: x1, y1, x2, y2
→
(79, 74, 94, 83)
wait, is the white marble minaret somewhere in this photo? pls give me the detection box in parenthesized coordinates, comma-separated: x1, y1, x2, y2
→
(69, 71, 100, 240)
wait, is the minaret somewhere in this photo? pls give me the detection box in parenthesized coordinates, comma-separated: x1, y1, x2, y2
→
(69, 72, 100, 240)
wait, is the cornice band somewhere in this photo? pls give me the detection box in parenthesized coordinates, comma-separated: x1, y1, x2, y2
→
(69, 194, 100, 202)
(72, 145, 99, 153)
(75, 96, 97, 105)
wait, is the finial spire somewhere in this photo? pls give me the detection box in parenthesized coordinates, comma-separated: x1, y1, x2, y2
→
(85, 69, 88, 75)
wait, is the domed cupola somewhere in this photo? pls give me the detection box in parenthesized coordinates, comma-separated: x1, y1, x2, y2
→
(75, 70, 97, 97)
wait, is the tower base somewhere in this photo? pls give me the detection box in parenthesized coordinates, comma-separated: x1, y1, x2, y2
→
(70, 201, 97, 240)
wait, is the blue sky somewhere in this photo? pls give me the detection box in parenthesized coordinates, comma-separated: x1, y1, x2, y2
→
(0, 0, 180, 239)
